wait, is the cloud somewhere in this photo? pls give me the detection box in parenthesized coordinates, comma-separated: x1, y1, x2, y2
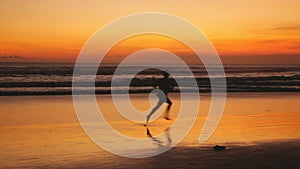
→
(271, 26, 300, 31)
(287, 45, 300, 50)
(246, 25, 300, 36)
(258, 39, 300, 45)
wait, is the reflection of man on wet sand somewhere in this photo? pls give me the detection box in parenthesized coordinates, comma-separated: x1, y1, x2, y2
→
(146, 127, 171, 147)
(145, 71, 173, 125)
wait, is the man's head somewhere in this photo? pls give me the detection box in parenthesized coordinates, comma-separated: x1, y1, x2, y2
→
(162, 71, 170, 78)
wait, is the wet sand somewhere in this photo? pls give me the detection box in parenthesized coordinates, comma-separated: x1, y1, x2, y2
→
(47, 140, 300, 169)
(0, 93, 299, 168)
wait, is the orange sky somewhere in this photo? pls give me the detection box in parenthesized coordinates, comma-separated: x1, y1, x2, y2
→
(0, 0, 299, 64)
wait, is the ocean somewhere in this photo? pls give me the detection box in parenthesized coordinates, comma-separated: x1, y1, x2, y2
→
(0, 62, 299, 95)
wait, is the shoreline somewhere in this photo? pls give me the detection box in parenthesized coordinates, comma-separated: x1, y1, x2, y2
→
(0, 90, 300, 96)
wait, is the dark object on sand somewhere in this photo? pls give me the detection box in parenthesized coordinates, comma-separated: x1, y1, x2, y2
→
(213, 145, 226, 151)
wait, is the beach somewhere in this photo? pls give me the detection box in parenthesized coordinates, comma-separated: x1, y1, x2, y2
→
(0, 92, 299, 168)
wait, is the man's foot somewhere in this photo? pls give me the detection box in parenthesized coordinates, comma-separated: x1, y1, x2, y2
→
(144, 115, 150, 126)
(164, 116, 171, 120)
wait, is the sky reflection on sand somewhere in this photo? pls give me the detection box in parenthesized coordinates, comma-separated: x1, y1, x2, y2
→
(0, 93, 299, 167)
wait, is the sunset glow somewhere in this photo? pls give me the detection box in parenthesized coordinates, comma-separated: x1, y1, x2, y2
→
(0, 0, 299, 64)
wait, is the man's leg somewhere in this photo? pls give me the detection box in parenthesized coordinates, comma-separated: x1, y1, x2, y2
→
(164, 97, 172, 120)
(146, 100, 164, 124)
(166, 97, 172, 110)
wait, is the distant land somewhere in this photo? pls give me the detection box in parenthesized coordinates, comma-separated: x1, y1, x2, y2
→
(0, 55, 24, 59)
(0, 55, 39, 62)
(0, 54, 299, 65)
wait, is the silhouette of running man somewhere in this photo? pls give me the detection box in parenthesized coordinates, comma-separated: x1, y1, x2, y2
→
(146, 71, 173, 125)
